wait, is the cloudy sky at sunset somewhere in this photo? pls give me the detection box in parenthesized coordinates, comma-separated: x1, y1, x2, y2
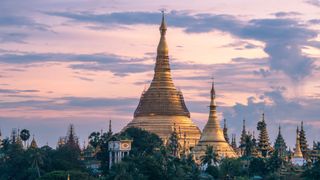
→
(0, 0, 320, 147)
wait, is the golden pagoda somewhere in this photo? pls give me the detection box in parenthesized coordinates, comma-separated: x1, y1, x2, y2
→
(30, 135, 38, 149)
(193, 81, 238, 160)
(124, 13, 201, 148)
(292, 126, 304, 166)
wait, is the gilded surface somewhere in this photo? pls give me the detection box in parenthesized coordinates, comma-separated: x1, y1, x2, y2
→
(293, 127, 303, 158)
(193, 82, 238, 160)
(125, 13, 201, 147)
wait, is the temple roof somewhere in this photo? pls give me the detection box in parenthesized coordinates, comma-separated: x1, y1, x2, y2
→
(134, 13, 190, 117)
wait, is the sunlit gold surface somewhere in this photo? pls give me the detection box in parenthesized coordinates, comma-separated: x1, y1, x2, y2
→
(294, 127, 303, 158)
(124, 13, 201, 147)
(193, 82, 238, 160)
(127, 115, 201, 147)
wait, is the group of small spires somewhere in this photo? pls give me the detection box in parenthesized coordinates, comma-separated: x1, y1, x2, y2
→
(0, 128, 38, 149)
(0, 120, 114, 153)
(222, 114, 319, 162)
(1, 114, 319, 163)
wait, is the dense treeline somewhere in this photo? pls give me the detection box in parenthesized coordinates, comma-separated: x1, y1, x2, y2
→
(0, 127, 320, 180)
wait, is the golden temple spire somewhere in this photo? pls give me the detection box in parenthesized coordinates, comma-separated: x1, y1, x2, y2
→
(210, 80, 216, 107)
(30, 135, 38, 149)
(125, 13, 201, 149)
(293, 126, 303, 158)
(157, 11, 168, 56)
(193, 80, 237, 158)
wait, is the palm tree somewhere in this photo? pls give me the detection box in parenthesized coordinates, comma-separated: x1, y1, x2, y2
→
(241, 134, 254, 157)
(20, 129, 30, 148)
(29, 149, 44, 178)
(200, 145, 219, 166)
(88, 132, 101, 149)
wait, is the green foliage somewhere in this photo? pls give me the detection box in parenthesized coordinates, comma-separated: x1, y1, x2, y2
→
(248, 157, 268, 177)
(39, 170, 96, 180)
(205, 165, 219, 179)
(0, 138, 88, 180)
(167, 127, 180, 157)
(266, 150, 284, 173)
(20, 129, 30, 144)
(200, 146, 219, 166)
(119, 127, 163, 156)
(240, 134, 254, 157)
(106, 152, 202, 180)
(219, 158, 244, 178)
(302, 158, 320, 180)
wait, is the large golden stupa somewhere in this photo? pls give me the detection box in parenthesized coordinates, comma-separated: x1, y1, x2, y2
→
(124, 13, 201, 147)
(193, 81, 238, 159)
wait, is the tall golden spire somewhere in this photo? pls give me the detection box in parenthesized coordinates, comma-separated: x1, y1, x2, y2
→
(293, 126, 303, 158)
(125, 13, 201, 148)
(193, 80, 237, 159)
(157, 12, 168, 56)
(200, 80, 227, 142)
(133, 12, 189, 117)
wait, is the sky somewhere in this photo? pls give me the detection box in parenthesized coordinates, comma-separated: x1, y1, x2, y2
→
(0, 0, 319, 148)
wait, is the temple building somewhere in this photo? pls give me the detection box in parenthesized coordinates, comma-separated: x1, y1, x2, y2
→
(274, 126, 287, 159)
(257, 113, 272, 157)
(193, 81, 238, 159)
(124, 13, 201, 147)
(299, 121, 309, 159)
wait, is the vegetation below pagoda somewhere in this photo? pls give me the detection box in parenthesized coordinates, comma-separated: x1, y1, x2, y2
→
(0, 127, 320, 180)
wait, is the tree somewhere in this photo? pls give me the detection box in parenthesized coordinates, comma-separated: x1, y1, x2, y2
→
(28, 148, 44, 178)
(219, 158, 244, 179)
(200, 146, 219, 167)
(167, 126, 180, 157)
(119, 127, 163, 156)
(302, 158, 320, 180)
(20, 129, 30, 148)
(39, 170, 96, 180)
(88, 132, 101, 149)
(266, 150, 284, 174)
(240, 134, 254, 157)
(248, 157, 268, 177)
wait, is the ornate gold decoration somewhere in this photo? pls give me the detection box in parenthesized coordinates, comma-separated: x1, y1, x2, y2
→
(124, 13, 201, 148)
(193, 81, 238, 160)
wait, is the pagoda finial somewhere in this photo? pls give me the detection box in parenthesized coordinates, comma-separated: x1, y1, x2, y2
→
(223, 119, 229, 143)
(160, 11, 167, 34)
(301, 121, 304, 130)
(279, 125, 281, 135)
(157, 12, 168, 56)
(243, 119, 246, 131)
(262, 113, 265, 122)
(108, 120, 112, 134)
(210, 78, 216, 106)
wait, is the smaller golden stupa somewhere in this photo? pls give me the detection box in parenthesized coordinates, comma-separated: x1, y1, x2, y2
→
(292, 126, 304, 165)
(193, 80, 238, 160)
